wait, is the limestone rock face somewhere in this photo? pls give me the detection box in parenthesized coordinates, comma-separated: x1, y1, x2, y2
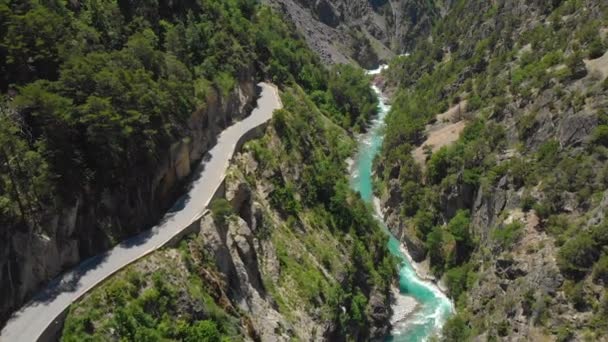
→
(383, 207, 426, 262)
(440, 175, 476, 222)
(367, 288, 392, 337)
(199, 209, 292, 341)
(0, 77, 257, 325)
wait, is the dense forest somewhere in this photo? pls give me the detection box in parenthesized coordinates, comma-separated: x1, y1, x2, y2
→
(0, 0, 388, 329)
(375, 0, 608, 340)
(0, 0, 304, 230)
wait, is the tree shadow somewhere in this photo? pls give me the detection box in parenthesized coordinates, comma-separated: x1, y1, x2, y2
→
(27, 252, 109, 306)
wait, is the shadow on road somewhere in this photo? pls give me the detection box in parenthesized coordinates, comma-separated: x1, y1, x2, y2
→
(27, 251, 109, 307)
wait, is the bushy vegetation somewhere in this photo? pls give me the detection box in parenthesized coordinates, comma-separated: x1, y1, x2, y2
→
(210, 199, 233, 226)
(557, 222, 608, 280)
(442, 313, 470, 342)
(593, 254, 608, 285)
(2, 0, 253, 221)
(492, 221, 523, 250)
(62, 257, 241, 341)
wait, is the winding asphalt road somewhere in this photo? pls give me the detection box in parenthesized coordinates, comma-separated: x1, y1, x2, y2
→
(0, 82, 281, 342)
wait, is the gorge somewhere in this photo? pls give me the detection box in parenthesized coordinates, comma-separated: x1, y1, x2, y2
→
(2, 0, 608, 341)
(349, 67, 453, 340)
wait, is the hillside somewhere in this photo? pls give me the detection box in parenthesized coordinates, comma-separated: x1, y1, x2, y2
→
(375, 0, 608, 340)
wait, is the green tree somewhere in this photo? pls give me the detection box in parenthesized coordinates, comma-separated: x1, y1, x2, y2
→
(442, 314, 470, 342)
(593, 254, 608, 285)
(210, 199, 233, 226)
(2, 3, 70, 84)
(427, 226, 445, 274)
(447, 210, 473, 266)
(445, 264, 472, 300)
(558, 233, 600, 279)
(186, 321, 221, 342)
(588, 38, 605, 59)
(427, 147, 451, 185)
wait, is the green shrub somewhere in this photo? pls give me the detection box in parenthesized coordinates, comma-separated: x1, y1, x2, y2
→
(521, 193, 536, 212)
(269, 182, 301, 217)
(552, 65, 573, 80)
(557, 233, 600, 279)
(593, 254, 608, 286)
(533, 201, 552, 220)
(210, 199, 233, 226)
(447, 210, 474, 266)
(537, 140, 560, 167)
(427, 226, 446, 275)
(564, 281, 587, 311)
(592, 125, 608, 147)
(591, 222, 608, 247)
(546, 214, 572, 240)
(463, 168, 481, 186)
(427, 147, 452, 185)
(497, 320, 510, 336)
(492, 221, 523, 250)
(444, 264, 475, 300)
(556, 324, 574, 342)
(467, 94, 483, 111)
(588, 38, 605, 59)
(186, 320, 221, 342)
(349, 291, 368, 324)
(442, 314, 470, 342)
(518, 111, 538, 139)
(414, 209, 436, 240)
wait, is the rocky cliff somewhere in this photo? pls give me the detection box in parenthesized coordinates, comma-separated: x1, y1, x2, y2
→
(263, 0, 438, 68)
(0, 76, 257, 326)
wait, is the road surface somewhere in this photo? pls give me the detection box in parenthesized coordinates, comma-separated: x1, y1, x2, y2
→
(0, 82, 281, 342)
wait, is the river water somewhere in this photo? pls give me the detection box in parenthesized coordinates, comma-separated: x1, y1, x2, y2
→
(348, 66, 454, 341)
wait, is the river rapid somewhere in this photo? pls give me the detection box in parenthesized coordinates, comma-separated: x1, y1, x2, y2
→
(348, 65, 454, 341)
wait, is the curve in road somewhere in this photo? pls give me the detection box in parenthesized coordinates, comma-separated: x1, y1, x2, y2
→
(0, 82, 281, 342)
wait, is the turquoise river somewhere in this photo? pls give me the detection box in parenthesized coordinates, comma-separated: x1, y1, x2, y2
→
(348, 66, 454, 341)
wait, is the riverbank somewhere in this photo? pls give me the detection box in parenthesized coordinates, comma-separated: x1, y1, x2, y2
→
(390, 287, 419, 326)
(372, 197, 451, 296)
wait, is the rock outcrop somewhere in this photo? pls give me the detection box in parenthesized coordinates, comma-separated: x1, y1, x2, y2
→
(263, 0, 438, 68)
(199, 211, 293, 341)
